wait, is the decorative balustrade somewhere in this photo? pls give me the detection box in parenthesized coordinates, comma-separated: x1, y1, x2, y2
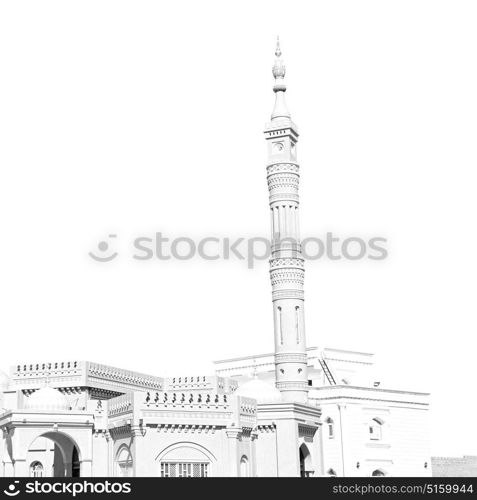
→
(107, 393, 134, 417)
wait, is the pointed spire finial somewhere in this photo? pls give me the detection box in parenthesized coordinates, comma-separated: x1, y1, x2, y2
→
(275, 36, 282, 58)
(272, 37, 286, 85)
(271, 37, 290, 120)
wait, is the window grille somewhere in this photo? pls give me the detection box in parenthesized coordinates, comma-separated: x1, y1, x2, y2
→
(160, 462, 208, 477)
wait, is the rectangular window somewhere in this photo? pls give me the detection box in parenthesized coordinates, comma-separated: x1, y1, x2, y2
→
(369, 425, 381, 440)
(160, 462, 208, 478)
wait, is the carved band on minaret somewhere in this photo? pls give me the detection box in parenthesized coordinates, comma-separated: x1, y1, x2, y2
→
(265, 38, 309, 403)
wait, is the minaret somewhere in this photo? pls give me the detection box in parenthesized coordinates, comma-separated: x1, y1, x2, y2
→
(265, 38, 308, 404)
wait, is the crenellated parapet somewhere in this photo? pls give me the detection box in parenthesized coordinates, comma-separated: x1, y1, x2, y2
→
(142, 391, 230, 409)
(164, 375, 238, 395)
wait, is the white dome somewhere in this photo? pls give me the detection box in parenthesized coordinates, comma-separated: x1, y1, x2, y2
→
(235, 378, 282, 404)
(0, 370, 10, 391)
(25, 387, 70, 411)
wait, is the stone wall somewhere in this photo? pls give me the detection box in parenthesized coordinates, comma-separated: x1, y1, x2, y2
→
(431, 456, 477, 477)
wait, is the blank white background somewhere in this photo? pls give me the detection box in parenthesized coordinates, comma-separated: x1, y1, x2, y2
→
(1, 1, 476, 457)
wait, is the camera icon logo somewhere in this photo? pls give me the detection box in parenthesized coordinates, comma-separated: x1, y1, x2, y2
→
(3, 481, 20, 497)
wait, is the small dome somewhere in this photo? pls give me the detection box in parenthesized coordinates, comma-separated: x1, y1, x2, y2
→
(235, 378, 282, 404)
(0, 370, 10, 391)
(25, 387, 70, 411)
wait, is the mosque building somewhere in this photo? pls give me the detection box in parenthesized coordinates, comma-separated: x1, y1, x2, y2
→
(0, 41, 431, 478)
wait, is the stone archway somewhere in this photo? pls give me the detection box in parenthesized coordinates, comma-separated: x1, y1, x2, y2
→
(27, 432, 82, 478)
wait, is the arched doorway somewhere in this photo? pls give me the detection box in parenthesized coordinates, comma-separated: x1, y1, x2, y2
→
(299, 444, 313, 478)
(27, 432, 82, 478)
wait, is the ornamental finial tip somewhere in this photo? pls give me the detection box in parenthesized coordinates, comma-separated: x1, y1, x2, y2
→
(272, 37, 286, 83)
(275, 36, 282, 58)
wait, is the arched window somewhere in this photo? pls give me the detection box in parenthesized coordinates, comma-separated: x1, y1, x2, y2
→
(277, 306, 283, 344)
(326, 417, 335, 439)
(372, 469, 386, 476)
(30, 461, 44, 478)
(116, 446, 133, 477)
(369, 418, 384, 441)
(240, 456, 249, 477)
(299, 444, 313, 478)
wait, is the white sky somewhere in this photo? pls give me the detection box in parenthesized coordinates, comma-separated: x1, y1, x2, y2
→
(1, 0, 476, 457)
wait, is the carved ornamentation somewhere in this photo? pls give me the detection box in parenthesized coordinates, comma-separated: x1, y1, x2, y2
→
(266, 162, 300, 175)
(270, 268, 305, 287)
(269, 258, 304, 270)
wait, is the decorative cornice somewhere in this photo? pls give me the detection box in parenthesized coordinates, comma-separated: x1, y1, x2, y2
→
(298, 423, 318, 438)
(154, 424, 220, 434)
(311, 385, 430, 397)
(269, 193, 299, 203)
(225, 428, 241, 439)
(276, 381, 308, 391)
(257, 424, 276, 433)
(109, 425, 131, 439)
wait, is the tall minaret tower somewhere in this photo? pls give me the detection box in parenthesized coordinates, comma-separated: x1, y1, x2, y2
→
(265, 39, 308, 404)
